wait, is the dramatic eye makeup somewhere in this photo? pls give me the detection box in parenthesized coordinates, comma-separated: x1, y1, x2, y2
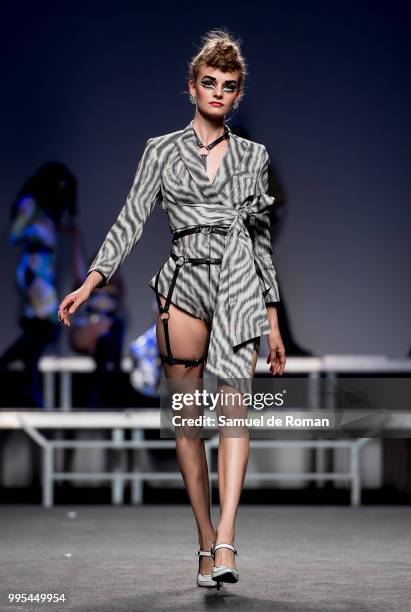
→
(200, 76, 239, 93)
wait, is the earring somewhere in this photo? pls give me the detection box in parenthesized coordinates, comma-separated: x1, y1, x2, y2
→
(189, 94, 197, 105)
(233, 100, 239, 110)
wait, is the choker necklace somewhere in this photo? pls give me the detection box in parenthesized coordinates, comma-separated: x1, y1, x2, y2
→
(192, 124, 229, 158)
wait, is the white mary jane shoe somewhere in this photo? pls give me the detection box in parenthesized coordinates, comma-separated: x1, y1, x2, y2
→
(211, 542, 239, 590)
(196, 549, 217, 587)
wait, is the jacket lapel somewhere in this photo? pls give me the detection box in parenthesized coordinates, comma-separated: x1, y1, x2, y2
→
(175, 120, 249, 205)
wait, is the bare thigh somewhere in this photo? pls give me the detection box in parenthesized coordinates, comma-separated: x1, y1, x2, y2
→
(156, 295, 210, 380)
(156, 294, 260, 380)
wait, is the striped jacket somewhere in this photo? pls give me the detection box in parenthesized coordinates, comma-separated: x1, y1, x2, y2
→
(87, 120, 280, 381)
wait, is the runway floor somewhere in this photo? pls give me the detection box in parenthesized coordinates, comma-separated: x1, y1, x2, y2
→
(0, 505, 410, 611)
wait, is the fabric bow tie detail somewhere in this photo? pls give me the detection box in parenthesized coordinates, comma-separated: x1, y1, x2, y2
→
(206, 191, 275, 379)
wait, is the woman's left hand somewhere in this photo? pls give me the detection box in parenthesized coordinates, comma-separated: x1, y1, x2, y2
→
(266, 327, 286, 376)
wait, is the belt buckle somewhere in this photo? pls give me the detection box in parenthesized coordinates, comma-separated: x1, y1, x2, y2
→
(201, 226, 212, 234)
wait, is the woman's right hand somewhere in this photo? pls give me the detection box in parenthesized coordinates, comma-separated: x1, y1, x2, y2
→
(58, 285, 91, 327)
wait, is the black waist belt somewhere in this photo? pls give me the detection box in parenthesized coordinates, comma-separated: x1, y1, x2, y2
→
(172, 224, 229, 242)
(170, 252, 222, 266)
(170, 224, 229, 265)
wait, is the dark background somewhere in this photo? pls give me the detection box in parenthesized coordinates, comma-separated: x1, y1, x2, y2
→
(1, 0, 410, 356)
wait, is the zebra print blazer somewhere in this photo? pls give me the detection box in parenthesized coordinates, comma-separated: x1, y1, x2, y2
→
(86, 120, 280, 380)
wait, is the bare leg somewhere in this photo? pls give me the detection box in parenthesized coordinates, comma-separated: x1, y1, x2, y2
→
(156, 296, 215, 575)
(214, 345, 259, 570)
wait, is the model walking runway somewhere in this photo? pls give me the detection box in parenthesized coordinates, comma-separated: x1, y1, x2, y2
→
(58, 28, 286, 591)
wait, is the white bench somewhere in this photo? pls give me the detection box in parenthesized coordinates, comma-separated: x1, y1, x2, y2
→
(1, 407, 411, 508)
(38, 354, 411, 410)
(2, 355, 410, 507)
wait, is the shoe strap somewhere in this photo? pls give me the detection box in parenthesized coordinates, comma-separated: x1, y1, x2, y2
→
(196, 550, 213, 557)
(212, 543, 238, 555)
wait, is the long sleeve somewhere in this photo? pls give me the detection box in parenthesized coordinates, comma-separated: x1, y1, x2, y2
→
(86, 138, 161, 288)
(252, 146, 280, 305)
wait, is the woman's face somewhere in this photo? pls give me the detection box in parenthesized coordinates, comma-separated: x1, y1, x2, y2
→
(189, 64, 242, 118)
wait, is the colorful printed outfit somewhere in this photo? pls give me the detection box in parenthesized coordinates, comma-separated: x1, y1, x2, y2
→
(10, 195, 59, 324)
(0, 195, 60, 407)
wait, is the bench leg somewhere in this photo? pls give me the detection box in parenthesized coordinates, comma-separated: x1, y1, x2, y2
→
(351, 442, 361, 506)
(112, 429, 125, 505)
(43, 445, 53, 508)
(131, 430, 143, 505)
